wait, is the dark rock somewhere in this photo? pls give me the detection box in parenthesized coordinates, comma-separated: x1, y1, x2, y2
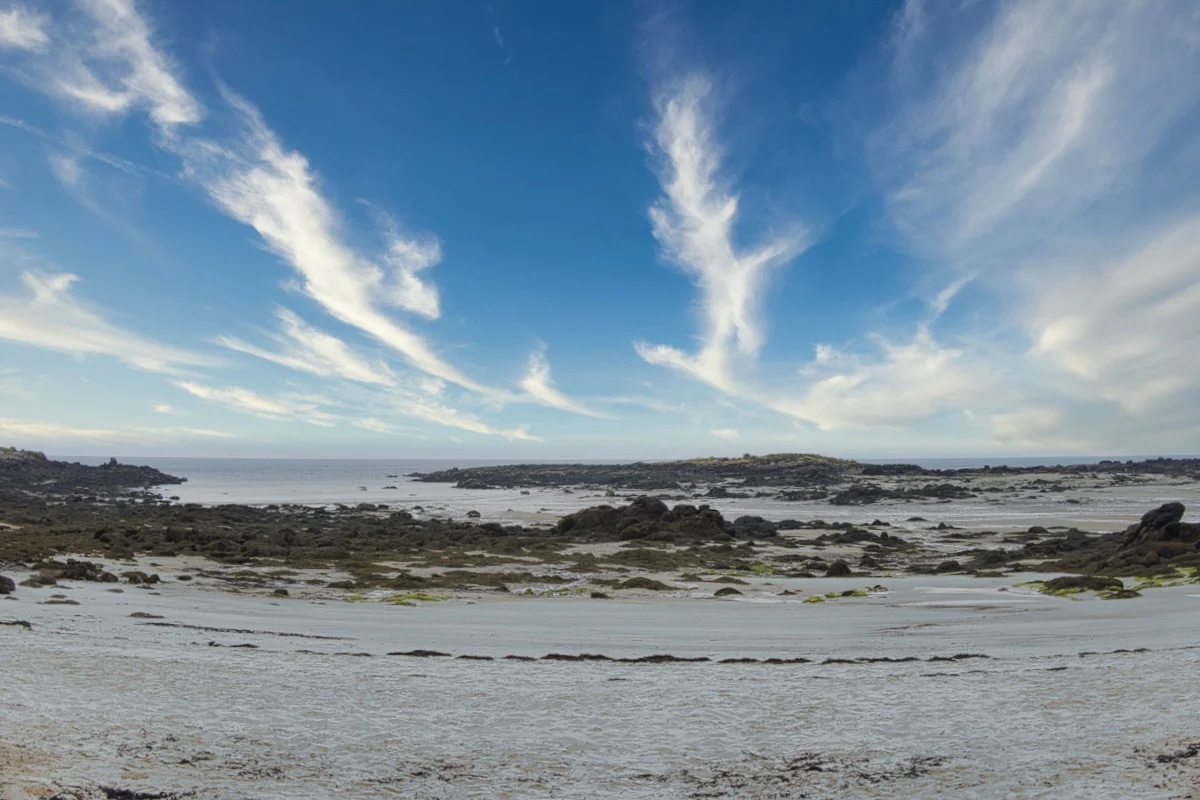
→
(272, 588, 289, 597)
(714, 586, 742, 597)
(0, 575, 14, 594)
(618, 577, 674, 591)
(825, 560, 853, 577)
(935, 560, 961, 573)
(121, 570, 160, 585)
(129, 611, 164, 619)
(554, 496, 742, 543)
(1121, 502, 1198, 547)
(36, 559, 117, 583)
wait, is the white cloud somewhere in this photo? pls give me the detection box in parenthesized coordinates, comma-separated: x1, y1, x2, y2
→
(380, 216, 441, 319)
(0, 6, 48, 51)
(374, 397, 540, 441)
(777, 328, 983, 430)
(153, 402, 181, 415)
(217, 307, 396, 387)
(880, 1, 1199, 266)
(2, 0, 549, 443)
(0, 270, 216, 375)
(1026, 213, 1200, 415)
(635, 75, 809, 392)
(0, 416, 145, 442)
(175, 91, 487, 393)
(0, 416, 236, 444)
(173, 381, 340, 427)
(710, 427, 740, 441)
(868, 0, 1200, 447)
(54, 0, 203, 128)
(519, 348, 608, 418)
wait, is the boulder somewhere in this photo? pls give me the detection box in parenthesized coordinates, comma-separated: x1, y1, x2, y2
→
(0, 575, 14, 594)
(1121, 502, 1198, 547)
(825, 560, 853, 577)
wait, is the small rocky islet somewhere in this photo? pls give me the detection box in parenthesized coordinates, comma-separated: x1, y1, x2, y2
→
(1, 448, 1199, 600)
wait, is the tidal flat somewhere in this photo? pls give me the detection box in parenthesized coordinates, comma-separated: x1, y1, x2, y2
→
(2, 451, 1200, 798)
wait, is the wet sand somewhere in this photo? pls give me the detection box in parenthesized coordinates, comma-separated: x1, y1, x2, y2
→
(3, 566, 1199, 799)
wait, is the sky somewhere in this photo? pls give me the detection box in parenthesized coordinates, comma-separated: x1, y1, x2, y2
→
(0, 0, 1198, 460)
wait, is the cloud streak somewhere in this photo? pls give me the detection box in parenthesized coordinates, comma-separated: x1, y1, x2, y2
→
(0, 6, 48, 51)
(519, 349, 609, 418)
(0, 270, 217, 375)
(175, 91, 487, 392)
(635, 76, 809, 392)
(174, 381, 341, 427)
(217, 308, 396, 387)
(2, 0, 544, 443)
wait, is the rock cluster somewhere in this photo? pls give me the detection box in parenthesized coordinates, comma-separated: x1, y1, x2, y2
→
(554, 496, 777, 542)
(0, 448, 183, 492)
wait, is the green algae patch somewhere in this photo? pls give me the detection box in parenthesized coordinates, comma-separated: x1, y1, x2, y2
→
(841, 590, 869, 598)
(1099, 589, 1142, 600)
(804, 595, 826, 604)
(385, 592, 445, 605)
(1132, 567, 1199, 591)
(750, 563, 774, 575)
(1017, 576, 1123, 598)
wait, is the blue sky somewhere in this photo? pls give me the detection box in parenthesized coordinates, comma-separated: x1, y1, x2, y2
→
(1, 0, 1198, 459)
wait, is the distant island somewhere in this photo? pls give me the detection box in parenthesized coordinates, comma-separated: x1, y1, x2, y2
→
(413, 452, 1200, 491)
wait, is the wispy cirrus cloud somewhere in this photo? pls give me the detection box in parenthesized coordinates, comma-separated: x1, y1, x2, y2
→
(173, 90, 484, 391)
(54, 0, 202, 128)
(216, 308, 396, 388)
(0, 6, 48, 51)
(635, 75, 809, 392)
(0, 270, 216, 375)
(173, 381, 341, 427)
(519, 348, 609, 418)
(0, 416, 234, 443)
(3, 0, 545, 442)
(867, 0, 1200, 447)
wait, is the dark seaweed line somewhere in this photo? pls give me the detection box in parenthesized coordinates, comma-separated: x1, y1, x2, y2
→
(300, 648, 995, 664)
(139, 621, 350, 640)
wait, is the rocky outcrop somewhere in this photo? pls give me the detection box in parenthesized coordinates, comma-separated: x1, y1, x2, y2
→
(1042, 502, 1200, 576)
(829, 483, 975, 505)
(0, 574, 14, 594)
(1120, 502, 1198, 547)
(0, 448, 183, 492)
(554, 496, 777, 543)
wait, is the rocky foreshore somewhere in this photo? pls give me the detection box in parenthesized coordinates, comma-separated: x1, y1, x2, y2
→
(2, 450, 1199, 602)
